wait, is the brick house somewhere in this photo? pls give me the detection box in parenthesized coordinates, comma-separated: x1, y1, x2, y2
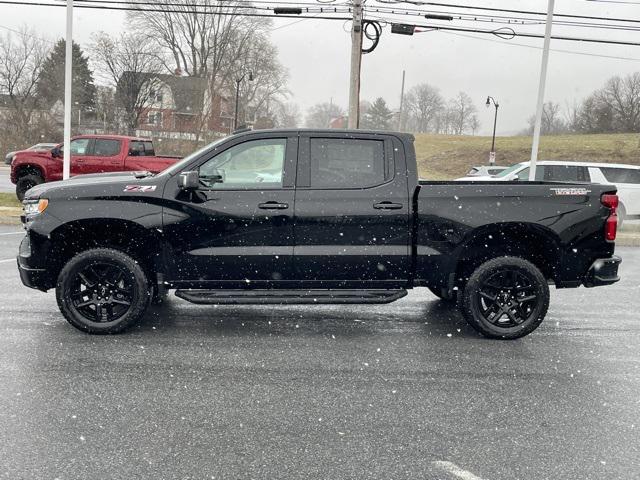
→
(117, 72, 234, 141)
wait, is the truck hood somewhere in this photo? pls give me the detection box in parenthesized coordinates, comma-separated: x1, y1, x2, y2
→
(24, 171, 159, 200)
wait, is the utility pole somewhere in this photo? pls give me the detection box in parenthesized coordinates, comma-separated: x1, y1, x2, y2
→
(63, 0, 73, 180)
(397, 70, 405, 131)
(348, 0, 363, 129)
(529, 0, 555, 181)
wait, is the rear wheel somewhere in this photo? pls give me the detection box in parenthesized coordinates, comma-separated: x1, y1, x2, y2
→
(56, 248, 151, 334)
(16, 174, 43, 201)
(459, 256, 549, 339)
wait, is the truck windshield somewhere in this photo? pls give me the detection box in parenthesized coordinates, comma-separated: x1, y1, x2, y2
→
(159, 137, 229, 176)
(494, 163, 526, 178)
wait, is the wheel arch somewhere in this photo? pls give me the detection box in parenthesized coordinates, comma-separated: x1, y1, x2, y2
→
(453, 222, 562, 288)
(13, 163, 44, 181)
(47, 218, 163, 285)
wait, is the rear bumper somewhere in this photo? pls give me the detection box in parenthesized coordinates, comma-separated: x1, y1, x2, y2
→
(583, 255, 621, 288)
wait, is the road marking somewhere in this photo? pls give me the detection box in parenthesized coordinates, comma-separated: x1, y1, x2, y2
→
(0, 232, 23, 236)
(0, 259, 15, 263)
(432, 461, 487, 480)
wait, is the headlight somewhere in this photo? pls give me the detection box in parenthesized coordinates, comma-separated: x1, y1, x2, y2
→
(23, 198, 48, 216)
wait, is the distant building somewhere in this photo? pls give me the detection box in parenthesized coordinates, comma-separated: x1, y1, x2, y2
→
(117, 72, 233, 141)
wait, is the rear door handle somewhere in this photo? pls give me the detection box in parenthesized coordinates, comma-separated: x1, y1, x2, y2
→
(373, 201, 403, 210)
(258, 201, 289, 210)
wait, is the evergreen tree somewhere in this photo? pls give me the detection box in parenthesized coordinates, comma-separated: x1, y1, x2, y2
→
(362, 97, 393, 130)
(36, 39, 96, 109)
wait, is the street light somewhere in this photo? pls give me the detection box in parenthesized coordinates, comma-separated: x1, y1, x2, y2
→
(234, 70, 254, 130)
(486, 96, 499, 165)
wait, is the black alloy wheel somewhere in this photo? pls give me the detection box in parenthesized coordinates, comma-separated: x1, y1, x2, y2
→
(477, 269, 539, 327)
(460, 256, 550, 339)
(71, 262, 134, 323)
(56, 248, 151, 334)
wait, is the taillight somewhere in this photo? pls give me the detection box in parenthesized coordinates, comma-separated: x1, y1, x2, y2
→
(601, 194, 619, 210)
(601, 193, 619, 242)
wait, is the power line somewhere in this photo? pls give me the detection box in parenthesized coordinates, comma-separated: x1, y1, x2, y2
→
(365, 5, 640, 32)
(368, 0, 640, 25)
(0, 0, 352, 19)
(439, 29, 640, 63)
(364, 15, 640, 47)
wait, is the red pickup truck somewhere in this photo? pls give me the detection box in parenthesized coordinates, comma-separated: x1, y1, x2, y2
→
(11, 135, 181, 200)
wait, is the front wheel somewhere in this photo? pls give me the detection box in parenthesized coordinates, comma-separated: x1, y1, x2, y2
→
(459, 257, 550, 340)
(56, 248, 151, 334)
(16, 174, 43, 201)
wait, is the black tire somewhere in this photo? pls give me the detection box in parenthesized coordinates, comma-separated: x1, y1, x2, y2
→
(16, 174, 43, 201)
(428, 286, 456, 302)
(459, 256, 550, 340)
(56, 248, 151, 334)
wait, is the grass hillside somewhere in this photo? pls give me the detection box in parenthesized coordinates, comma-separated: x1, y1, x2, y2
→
(414, 133, 640, 180)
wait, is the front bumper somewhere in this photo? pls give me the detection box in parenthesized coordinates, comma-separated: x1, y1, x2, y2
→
(583, 255, 621, 288)
(17, 258, 49, 291)
(17, 234, 51, 291)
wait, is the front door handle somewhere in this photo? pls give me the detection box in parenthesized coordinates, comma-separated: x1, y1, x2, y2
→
(258, 201, 289, 210)
(374, 201, 403, 210)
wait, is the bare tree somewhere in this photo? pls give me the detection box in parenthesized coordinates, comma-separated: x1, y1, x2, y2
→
(274, 102, 301, 128)
(305, 102, 345, 128)
(469, 115, 480, 136)
(91, 32, 163, 135)
(404, 83, 443, 133)
(526, 102, 566, 135)
(0, 27, 49, 139)
(449, 92, 477, 135)
(599, 73, 640, 132)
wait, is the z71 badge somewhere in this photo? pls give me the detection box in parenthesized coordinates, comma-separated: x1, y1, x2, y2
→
(550, 187, 591, 196)
(124, 185, 157, 193)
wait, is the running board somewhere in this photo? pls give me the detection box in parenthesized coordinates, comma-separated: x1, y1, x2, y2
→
(174, 289, 408, 305)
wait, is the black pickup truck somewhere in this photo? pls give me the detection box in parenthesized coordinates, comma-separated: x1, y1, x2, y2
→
(17, 129, 621, 339)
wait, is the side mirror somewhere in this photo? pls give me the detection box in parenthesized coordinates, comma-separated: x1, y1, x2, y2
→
(178, 171, 200, 191)
(51, 146, 61, 158)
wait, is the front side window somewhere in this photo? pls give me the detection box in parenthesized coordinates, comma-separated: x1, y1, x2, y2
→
(69, 139, 91, 155)
(93, 139, 121, 157)
(309, 138, 386, 188)
(199, 138, 286, 189)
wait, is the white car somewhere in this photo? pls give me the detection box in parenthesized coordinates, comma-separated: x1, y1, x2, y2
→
(457, 161, 640, 226)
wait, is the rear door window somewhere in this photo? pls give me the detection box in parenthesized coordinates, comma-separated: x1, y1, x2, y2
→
(600, 167, 640, 184)
(309, 138, 387, 188)
(93, 139, 122, 157)
(542, 165, 590, 182)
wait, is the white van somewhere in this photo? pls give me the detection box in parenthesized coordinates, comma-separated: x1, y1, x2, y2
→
(457, 161, 640, 226)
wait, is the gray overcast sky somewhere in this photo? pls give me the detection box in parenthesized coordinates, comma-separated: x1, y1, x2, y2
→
(2, 0, 640, 134)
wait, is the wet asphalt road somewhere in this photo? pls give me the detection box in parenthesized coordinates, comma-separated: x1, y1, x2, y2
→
(0, 225, 638, 480)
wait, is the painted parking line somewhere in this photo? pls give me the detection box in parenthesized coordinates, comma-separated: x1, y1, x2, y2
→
(0, 259, 15, 264)
(432, 461, 486, 480)
(0, 232, 23, 236)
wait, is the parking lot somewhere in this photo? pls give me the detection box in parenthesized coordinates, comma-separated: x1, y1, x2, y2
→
(0, 224, 638, 479)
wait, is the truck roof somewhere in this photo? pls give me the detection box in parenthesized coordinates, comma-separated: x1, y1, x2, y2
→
(232, 128, 414, 140)
(72, 134, 152, 142)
